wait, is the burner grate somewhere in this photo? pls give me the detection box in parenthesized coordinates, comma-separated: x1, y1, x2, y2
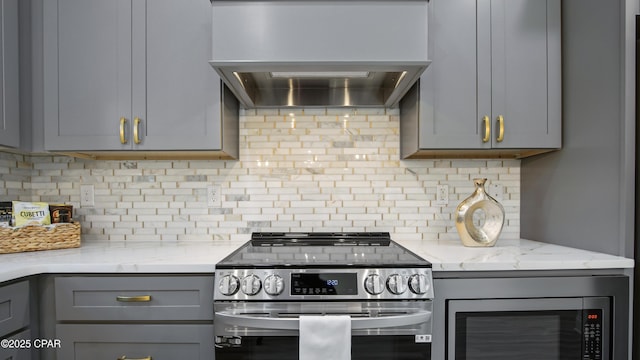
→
(250, 232, 392, 247)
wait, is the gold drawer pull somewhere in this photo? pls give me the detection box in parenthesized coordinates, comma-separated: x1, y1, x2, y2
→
(133, 117, 142, 144)
(119, 117, 128, 144)
(482, 115, 490, 143)
(496, 115, 505, 142)
(117, 356, 152, 360)
(116, 295, 152, 302)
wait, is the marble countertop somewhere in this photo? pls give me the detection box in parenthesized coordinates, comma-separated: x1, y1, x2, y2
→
(0, 238, 633, 283)
(396, 238, 634, 272)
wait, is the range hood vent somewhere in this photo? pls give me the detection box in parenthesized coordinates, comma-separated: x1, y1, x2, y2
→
(210, 1, 430, 108)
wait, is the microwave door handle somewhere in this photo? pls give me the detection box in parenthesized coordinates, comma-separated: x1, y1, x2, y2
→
(215, 311, 432, 331)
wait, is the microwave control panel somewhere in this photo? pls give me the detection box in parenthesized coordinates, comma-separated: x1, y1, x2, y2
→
(583, 309, 603, 360)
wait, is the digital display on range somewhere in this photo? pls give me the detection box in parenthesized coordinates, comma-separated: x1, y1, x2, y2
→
(291, 273, 357, 296)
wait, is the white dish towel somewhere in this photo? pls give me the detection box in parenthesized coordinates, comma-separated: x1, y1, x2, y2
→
(299, 315, 351, 360)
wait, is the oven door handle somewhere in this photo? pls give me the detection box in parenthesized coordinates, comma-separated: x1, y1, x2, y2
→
(215, 311, 431, 331)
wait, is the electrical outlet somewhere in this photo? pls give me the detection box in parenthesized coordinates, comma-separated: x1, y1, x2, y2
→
(435, 184, 449, 206)
(207, 185, 221, 207)
(489, 183, 504, 202)
(80, 184, 95, 207)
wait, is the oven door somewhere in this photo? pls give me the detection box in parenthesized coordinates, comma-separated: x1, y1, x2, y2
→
(447, 297, 610, 360)
(214, 301, 432, 360)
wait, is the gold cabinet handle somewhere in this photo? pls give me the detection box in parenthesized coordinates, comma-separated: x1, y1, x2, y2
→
(119, 117, 128, 144)
(133, 117, 142, 144)
(117, 356, 152, 360)
(496, 115, 505, 142)
(116, 295, 152, 302)
(482, 116, 490, 143)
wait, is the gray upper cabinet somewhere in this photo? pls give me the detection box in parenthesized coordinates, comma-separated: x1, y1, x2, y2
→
(43, 0, 238, 158)
(44, 0, 130, 151)
(401, 0, 561, 158)
(0, 0, 20, 149)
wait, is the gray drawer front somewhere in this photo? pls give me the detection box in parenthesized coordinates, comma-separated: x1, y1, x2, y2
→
(0, 329, 31, 360)
(55, 276, 214, 321)
(56, 324, 213, 359)
(0, 281, 29, 337)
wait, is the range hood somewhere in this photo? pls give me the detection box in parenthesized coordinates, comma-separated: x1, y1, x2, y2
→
(210, 1, 430, 108)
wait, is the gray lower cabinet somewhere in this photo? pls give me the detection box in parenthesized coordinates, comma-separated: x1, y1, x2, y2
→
(42, 0, 238, 157)
(56, 324, 213, 359)
(0, 0, 20, 149)
(0, 281, 31, 360)
(400, 0, 561, 158)
(53, 275, 215, 360)
(0, 329, 31, 360)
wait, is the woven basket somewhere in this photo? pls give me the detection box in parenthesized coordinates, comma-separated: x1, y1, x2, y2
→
(0, 222, 81, 254)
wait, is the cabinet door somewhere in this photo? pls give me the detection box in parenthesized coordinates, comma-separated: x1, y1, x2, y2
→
(0, 0, 19, 148)
(57, 324, 214, 359)
(418, 0, 488, 149)
(0, 329, 31, 360)
(134, 0, 223, 150)
(406, 0, 561, 155)
(490, 0, 561, 148)
(44, 0, 133, 151)
(0, 281, 29, 337)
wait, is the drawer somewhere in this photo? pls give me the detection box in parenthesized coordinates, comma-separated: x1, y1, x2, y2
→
(0, 329, 31, 360)
(0, 281, 29, 337)
(56, 324, 213, 360)
(55, 276, 214, 321)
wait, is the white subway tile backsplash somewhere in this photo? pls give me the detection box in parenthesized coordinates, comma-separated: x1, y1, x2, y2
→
(0, 108, 520, 241)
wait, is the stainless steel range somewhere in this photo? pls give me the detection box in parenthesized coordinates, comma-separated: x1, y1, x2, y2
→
(214, 232, 433, 360)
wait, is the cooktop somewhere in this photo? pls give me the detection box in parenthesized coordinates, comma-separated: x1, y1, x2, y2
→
(215, 232, 432, 269)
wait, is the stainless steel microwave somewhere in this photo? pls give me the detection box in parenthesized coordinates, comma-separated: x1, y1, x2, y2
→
(448, 297, 609, 360)
(432, 275, 630, 360)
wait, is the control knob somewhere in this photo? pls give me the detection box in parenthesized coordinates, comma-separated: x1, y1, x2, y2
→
(264, 274, 285, 296)
(386, 274, 407, 295)
(364, 274, 384, 295)
(241, 274, 262, 296)
(218, 274, 240, 296)
(408, 273, 430, 295)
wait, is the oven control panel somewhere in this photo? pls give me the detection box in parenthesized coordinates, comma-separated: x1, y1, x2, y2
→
(214, 268, 434, 301)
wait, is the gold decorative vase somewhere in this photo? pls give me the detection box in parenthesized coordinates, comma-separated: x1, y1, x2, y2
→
(455, 178, 505, 247)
